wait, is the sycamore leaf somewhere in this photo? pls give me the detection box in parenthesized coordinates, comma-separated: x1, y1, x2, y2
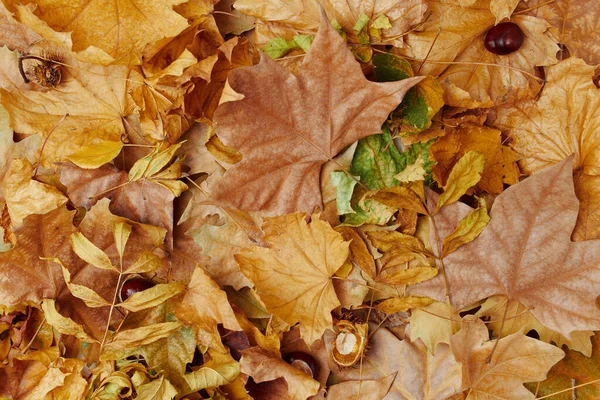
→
(431, 123, 520, 195)
(436, 151, 485, 210)
(328, 326, 462, 399)
(520, 0, 600, 65)
(411, 157, 600, 338)
(528, 331, 600, 399)
(450, 318, 564, 399)
(494, 57, 600, 240)
(174, 267, 242, 352)
(477, 296, 593, 356)
(212, 12, 422, 215)
(442, 198, 490, 257)
(235, 213, 349, 345)
(410, 301, 461, 355)
(65, 141, 124, 170)
(240, 347, 320, 400)
(3, 158, 67, 226)
(3, 0, 190, 64)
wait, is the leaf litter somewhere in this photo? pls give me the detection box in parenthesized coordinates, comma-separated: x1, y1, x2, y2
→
(0, 0, 600, 398)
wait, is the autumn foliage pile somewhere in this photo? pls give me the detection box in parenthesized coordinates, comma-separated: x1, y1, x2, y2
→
(1, 0, 600, 399)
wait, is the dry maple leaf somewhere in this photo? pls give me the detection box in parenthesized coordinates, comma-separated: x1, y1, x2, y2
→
(493, 57, 600, 240)
(450, 317, 564, 400)
(212, 11, 422, 215)
(235, 213, 349, 345)
(399, 0, 558, 108)
(3, 0, 190, 64)
(327, 325, 463, 399)
(411, 157, 600, 338)
(519, 0, 600, 65)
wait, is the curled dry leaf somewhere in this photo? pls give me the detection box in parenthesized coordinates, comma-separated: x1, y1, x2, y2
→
(212, 11, 423, 215)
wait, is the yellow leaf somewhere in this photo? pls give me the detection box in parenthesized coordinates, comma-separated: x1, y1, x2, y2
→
(410, 301, 461, 355)
(5, 0, 190, 65)
(70, 232, 116, 271)
(375, 296, 435, 314)
(367, 230, 432, 267)
(334, 226, 376, 278)
(125, 251, 163, 274)
(144, 142, 185, 179)
(2, 158, 67, 226)
(65, 140, 124, 169)
(112, 221, 132, 264)
(118, 282, 186, 312)
(183, 351, 240, 392)
(436, 151, 485, 211)
(103, 322, 183, 353)
(394, 153, 427, 183)
(362, 185, 427, 215)
(41, 299, 96, 343)
(136, 376, 178, 400)
(377, 266, 439, 286)
(442, 198, 490, 257)
(61, 264, 111, 308)
(235, 213, 349, 345)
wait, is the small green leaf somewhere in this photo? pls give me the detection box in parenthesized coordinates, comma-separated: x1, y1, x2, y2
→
(353, 14, 370, 33)
(293, 34, 314, 52)
(371, 15, 392, 30)
(331, 170, 359, 215)
(261, 37, 299, 59)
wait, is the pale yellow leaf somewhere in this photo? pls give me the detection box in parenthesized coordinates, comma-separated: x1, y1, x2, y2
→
(41, 299, 96, 343)
(442, 198, 490, 257)
(375, 296, 435, 314)
(65, 141, 124, 169)
(103, 322, 183, 353)
(436, 151, 485, 210)
(119, 282, 186, 312)
(61, 265, 110, 308)
(70, 232, 116, 271)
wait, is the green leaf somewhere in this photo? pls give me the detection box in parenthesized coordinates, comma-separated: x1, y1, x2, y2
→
(371, 15, 392, 30)
(373, 54, 444, 134)
(261, 37, 299, 59)
(293, 34, 314, 52)
(331, 171, 359, 215)
(353, 14, 370, 33)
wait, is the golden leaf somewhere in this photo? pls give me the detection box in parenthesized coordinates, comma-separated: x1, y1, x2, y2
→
(118, 282, 186, 312)
(236, 213, 349, 345)
(436, 151, 485, 210)
(442, 198, 490, 256)
(65, 141, 124, 170)
(375, 296, 435, 314)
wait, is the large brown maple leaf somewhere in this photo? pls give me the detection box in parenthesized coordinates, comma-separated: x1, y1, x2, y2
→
(411, 157, 600, 338)
(212, 11, 422, 215)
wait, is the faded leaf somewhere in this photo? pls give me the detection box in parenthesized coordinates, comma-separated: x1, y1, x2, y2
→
(236, 213, 349, 345)
(119, 282, 186, 312)
(212, 13, 422, 215)
(375, 296, 435, 314)
(450, 318, 564, 399)
(411, 157, 600, 338)
(326, 374, 396, 400)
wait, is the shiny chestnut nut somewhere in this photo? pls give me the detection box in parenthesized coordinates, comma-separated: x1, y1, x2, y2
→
(282, 351, 317, 378)
(120, 277, 154, 301)
(484, 22, 524, 55)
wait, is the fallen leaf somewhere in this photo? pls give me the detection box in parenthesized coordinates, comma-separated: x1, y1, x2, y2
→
(411, 157, 600, 338)
(520, 0, 600, 65)
(328, 325, 463, 399)
(430, 123, 520, 195)
(326, 373, 396, 400)
(212, 12, 422, 215)
(240, 347, 320, 400)
(450, 317, 564, 399)
(235, 213, 349, 345)
(4, 0, 190, 64)
(527, 331, 600, 399)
